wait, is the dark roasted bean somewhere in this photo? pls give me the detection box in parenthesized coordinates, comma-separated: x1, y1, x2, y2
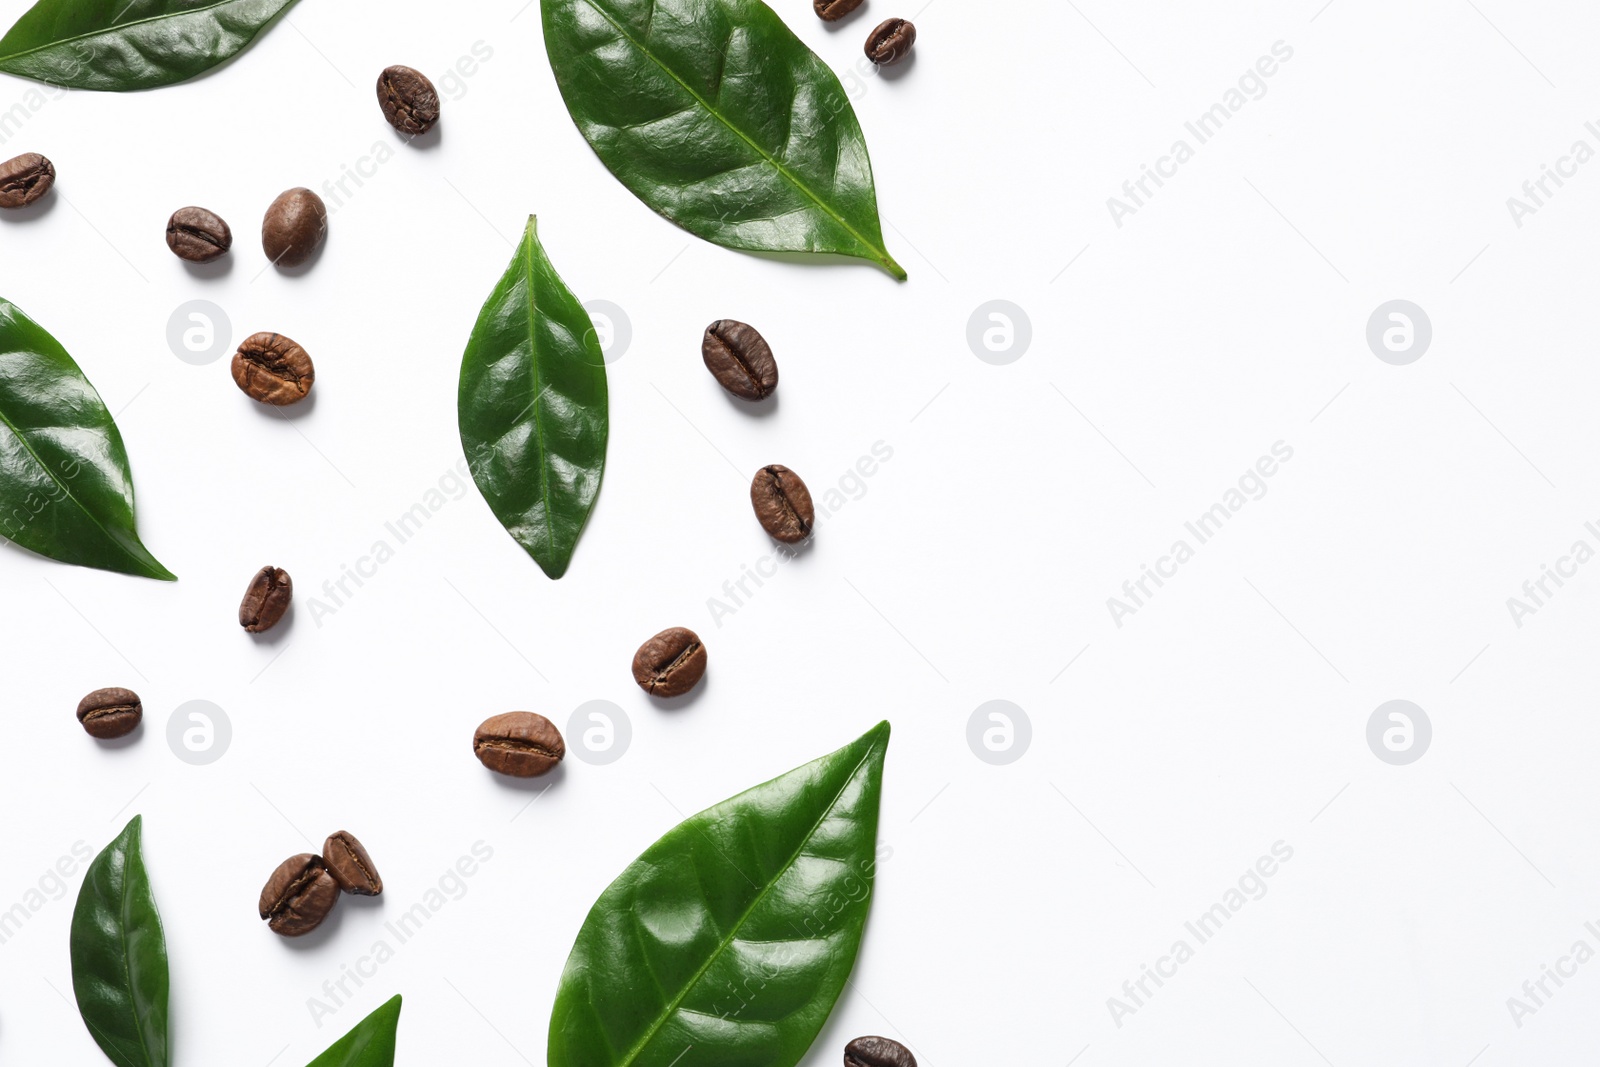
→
(0, 153, 54, 209)
(262, 187, 327, 267)
(165, 206, 232, 262)
(845, 1037, 917, 1067)
(632, 627, 708, 697)
(750, 465, 815, 543)
(702, 320, 779, 400)
(323, 831, 383, 896)
(239, 566, 292, 632)
(865, 19, 916, 64)
(76, 687, 142, 740)
(815, 0, 865, 19)
(377, 65, 441, 135)
(231, 333, 314, 405)
(258, 854, 340, 937)
(473, 712, 565, 777)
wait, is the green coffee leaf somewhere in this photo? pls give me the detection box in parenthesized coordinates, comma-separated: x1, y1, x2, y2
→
(0, 0, 301, 91)
(540, 0, 905, 278)
(549, 722, 891, 1067)
(0, 298, 174, 581)
(458, 216, 608, 579)
(70, 816, 170, 1067)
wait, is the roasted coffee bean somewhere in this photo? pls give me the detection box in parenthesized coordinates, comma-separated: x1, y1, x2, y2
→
(474, 712, 565, 777)
(632, 627, 708, 697)
(165, 206, 232, 262)
(262, 187, 327, 267)
(323, 831, 382, 896)
(845, 1037, 917, 1067)
(864, 18, 915, 64)
(702, 320, 779, 400)
(232, 333, 314, 405)
(0, 153, 54, 209)
(258, 854, 340, 937)
(814, 0, 864, 20)
(239, 566, 293, 632)
(76, 687, 142, 740)
(377, 65, 441, 135)
(750, 465, 815, 543)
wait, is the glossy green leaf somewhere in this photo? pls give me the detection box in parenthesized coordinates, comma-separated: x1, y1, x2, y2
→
(540, 0, 905, 279)
(459, 216, 608, 580)
(306, 995, 402, 1067)
(0, 298, 175, 580)
(550, 721, 891, 1067)
(0, 0, 299, 91)
(70, 816, 169, 1067)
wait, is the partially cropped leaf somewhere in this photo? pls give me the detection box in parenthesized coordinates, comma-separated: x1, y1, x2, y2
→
(306, 995, 402, 1067)
(540, 0, 905, 279)
(549, 721, 891, 1067)
(0, 0, 299, 91)
(70, 816, 169, 1067)
(459, 216, 608, 580)
(0, 298, 175, 580)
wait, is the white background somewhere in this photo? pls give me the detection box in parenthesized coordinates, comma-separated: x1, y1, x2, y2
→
(1, 0, 1597, 1064)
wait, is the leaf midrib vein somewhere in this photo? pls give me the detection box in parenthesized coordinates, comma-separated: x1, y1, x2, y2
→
(612, 737, 883, 1067)
(0, 0, 261, 65)
(572, 0, 888, 266)
(118, 833, 159, 1067)
(522, 232, 557, 557)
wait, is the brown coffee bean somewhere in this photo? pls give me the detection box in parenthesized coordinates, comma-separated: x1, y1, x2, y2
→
(377, 65, 441, 135)
(239, 566, 292, 632)
(258, 854, 340, 937)
(845, 1037, 917, 1067)
(262, 187, 327, 268)
(0, 153, 54, 209)
(632, 627, 707, 697)
(702, 320, 779, 400)
(76, 687, 142, 740)
(750, 465, 815, 543)
(865, 18, 916, 64)
(323, 831, 382, 896)
(473, 712, 565, 777)
(232, 333, 314, 405)
(165, 206, 232, 262)
(814, 0, 864, 19)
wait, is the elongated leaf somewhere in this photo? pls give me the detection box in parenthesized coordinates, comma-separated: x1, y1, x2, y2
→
(541, 0, 905, 279)
(70, 816, 169, 1067)
(550, 721, 891, 1067)
(0, 0, 299, 91)
(459, 216, 608, 580)
(0, 298, 175, 580)
(306, 995, 402, 1067)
